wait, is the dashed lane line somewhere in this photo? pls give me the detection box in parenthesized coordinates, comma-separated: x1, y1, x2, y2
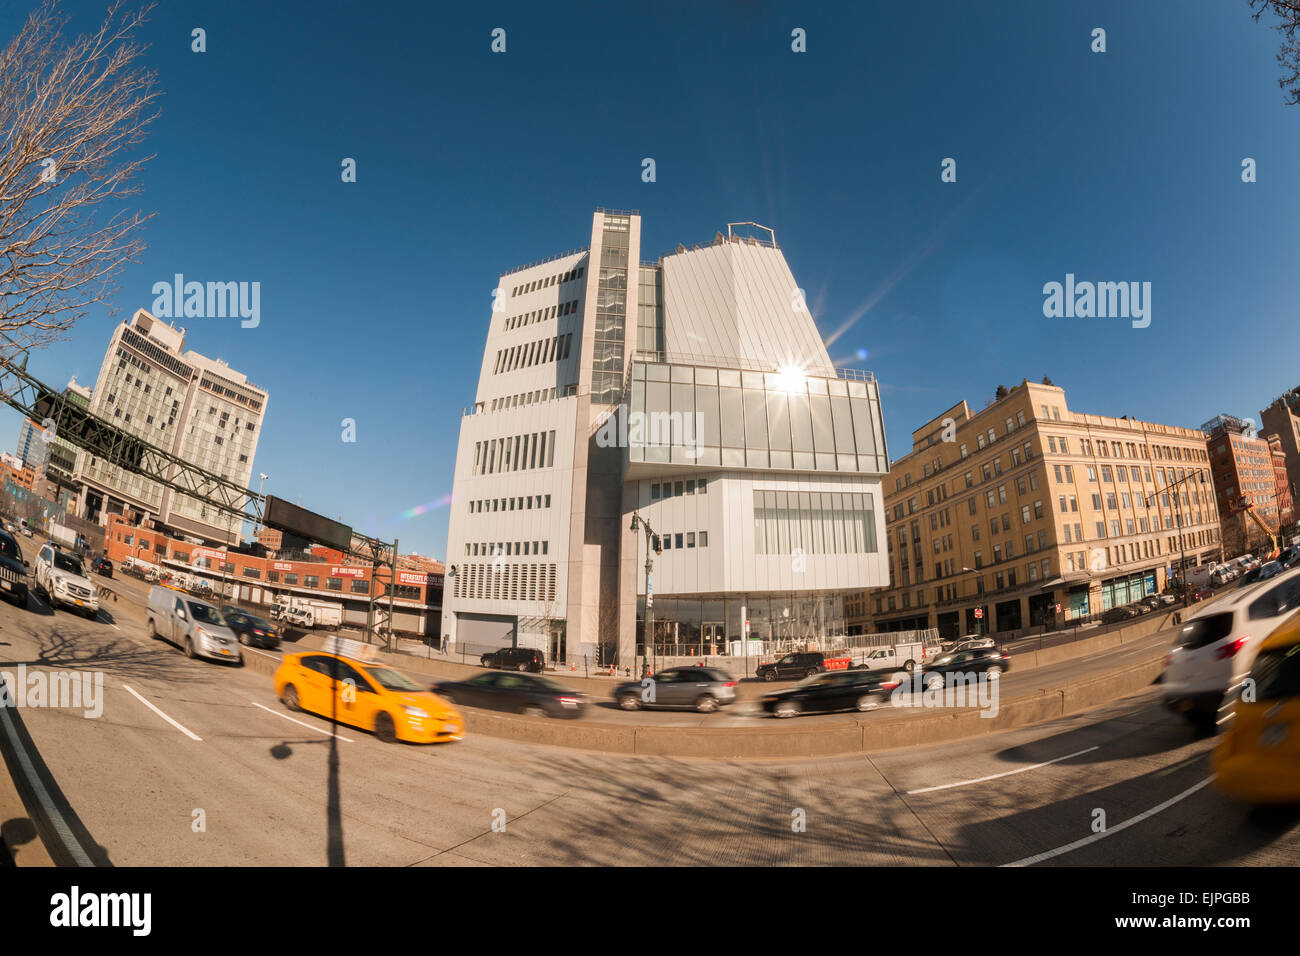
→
(907, 746, 1101, 795)
(250, 701, 354, 742)
(121, 684, 203, 741)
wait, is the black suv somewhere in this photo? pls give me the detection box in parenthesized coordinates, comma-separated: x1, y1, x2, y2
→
(91, 556, 113, 578)
(481, 646, 546, 673)
(0, 530, 28, 608)
(757, 652, 826, 682)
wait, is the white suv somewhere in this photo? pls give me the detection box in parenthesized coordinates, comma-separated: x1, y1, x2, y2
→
(1161, 566, 1300, 732)
(34, 544, 100, 619)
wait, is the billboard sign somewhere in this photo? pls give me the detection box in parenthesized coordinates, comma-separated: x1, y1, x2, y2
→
(264, 496, 352, 553)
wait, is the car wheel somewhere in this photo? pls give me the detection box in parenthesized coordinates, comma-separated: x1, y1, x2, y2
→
(147, 621, 158, 640)
(522, 704, 546, 718)
(774, 700, 800, 719)
(619, 693, 642, 711)
(695, 694, 718, 714)
(762, 670, 777, 682)
(856, 695, 880, 712)
(239, 632, 249, 645)
(373, 711, 397, 743)
(904, 660, 915, 673)
(805, 668, 819, 678)
(516, 663, 528, 672)
(184, 636, 196, 659)
(986, 664, 1003, 677)
(926, 674, 945, 691)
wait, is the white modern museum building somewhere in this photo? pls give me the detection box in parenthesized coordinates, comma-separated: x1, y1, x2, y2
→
(441, 210, 890, 667)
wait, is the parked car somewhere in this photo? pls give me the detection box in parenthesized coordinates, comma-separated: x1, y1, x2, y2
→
(276, 650, 464, 743)
(90, 556, 113, 578)
(943, 636, 997, 654)
(0, 529, 29, 609)
(761, 669, 902, 718)
(1101, 605, 1139, 624)
(613, 666, 739, 713)
(756, 652, 826, 681)
(1161, 566, 1300, 732)
(1241, 566, 1265, 586)
(146, 585, 242, 664)
(433, 672, 587, 719)
(917, 646, 1011, 690)
(480, 646, 546, 673)
(219, 606, 281, 649)
(34, 544, 98, 618)
(1212, 611, 1300, 804)
(1257, 560, 1285, 582)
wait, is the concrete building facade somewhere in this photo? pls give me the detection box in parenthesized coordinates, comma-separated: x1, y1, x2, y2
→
(1205, 414, 1285, 554)
(74, 309, 268, 546)
(869, 381, 1220, 640)
(441, 211, 890, 665)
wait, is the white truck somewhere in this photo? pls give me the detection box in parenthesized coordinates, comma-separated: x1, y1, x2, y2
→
(271, 594, 343, 629)
(854, 641, 928, 674)
(47, 522, 79, 552)
(1184, 564, 1214, 591)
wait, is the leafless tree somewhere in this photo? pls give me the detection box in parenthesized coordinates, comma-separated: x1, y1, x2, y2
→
(1250, 0, 1300, 104)
(0, 1, 158, 352)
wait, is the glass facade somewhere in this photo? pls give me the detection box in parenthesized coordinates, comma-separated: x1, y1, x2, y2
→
(636, 593, 848, 656)
(628, 361, 888, 473)
(591, 215, 630, 404)
(636, 266, 664, 357)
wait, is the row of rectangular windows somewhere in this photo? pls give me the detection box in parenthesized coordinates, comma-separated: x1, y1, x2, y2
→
(469, 494, 552, 514)
(510, 265, 584, 298)
(505, 299, 580, 330)
(652, 530, 708, 551)
(471, 430, 557, 475)
(650, 478, 706, 499)
(493, 333, 573, 374)
(753, 491, 878, 556)
(465, 540, 549, 557)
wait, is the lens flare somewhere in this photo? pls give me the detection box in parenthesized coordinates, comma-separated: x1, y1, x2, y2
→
(394, 494, 453, 522)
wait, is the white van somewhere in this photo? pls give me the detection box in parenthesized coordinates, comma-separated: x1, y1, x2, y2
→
(1161, 567, 1300, 731)
(146, 585, 243, 664)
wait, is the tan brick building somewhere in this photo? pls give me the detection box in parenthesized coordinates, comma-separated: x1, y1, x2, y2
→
(869, 380, 1221, 640)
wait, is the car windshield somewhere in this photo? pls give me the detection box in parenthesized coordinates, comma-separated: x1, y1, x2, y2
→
(1251, 643, 1300, 701)
(364, 667, 423, 692)
(53, 553, 83, 575)
(187, 602, 223, 625)
(0, 536, 19, 561)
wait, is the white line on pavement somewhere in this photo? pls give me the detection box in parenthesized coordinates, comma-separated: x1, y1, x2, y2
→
(250, 701, 354, 742)
(0, 700, 94, 866)
(1001, 777, 1213, 867)
(908, 746, 1100, 794)
(122, 684, 203, 741)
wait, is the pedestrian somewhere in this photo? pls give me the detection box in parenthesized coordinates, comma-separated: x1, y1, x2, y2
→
(440, 634, 448, 654)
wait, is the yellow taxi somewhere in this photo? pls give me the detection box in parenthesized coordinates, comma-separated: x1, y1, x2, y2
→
(1212, 611, 1300, 804)
(273, 642, 464, 744)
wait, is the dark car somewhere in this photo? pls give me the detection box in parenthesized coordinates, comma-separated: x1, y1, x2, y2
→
(761, 669, 901, 718)
(432, 672, 586, 718)
(0, 530, 28, 608)
(91, 556, 113, 578)
(1101, 605, 1139, 624)
(481, 646, 546, 673)
(1256, 560, 1285, 582)
(219, 606, 281, 649)
(612, 666, 739, 713)
(917, 646, 1010, 690)
(1241, 566, 1265, 586)
(756, 652, 826, 682)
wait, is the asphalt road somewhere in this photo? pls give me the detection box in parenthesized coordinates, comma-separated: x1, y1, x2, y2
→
(1, 578, 1298, 866)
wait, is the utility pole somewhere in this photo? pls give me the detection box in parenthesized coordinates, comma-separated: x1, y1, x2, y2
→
(630, 512, 661, 678)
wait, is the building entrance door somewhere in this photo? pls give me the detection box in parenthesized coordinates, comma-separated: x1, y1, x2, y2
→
(549, 621, 567, 666)
(702, 622, 724, 655)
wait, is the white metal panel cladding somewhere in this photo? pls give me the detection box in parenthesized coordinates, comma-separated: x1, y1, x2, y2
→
(660, 241, 832, 372)
(631, 471, 888, 597)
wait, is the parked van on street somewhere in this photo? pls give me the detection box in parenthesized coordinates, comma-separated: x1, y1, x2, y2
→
(146, 585, 243, 665)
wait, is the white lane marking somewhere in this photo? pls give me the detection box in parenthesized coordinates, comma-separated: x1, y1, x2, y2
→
(0, 699, 94, 866)
(1001, 777, 1213, 867)
(250, 702, 354, 742)
(907, 746, 1100, 795)
(121, 684, 203, 741)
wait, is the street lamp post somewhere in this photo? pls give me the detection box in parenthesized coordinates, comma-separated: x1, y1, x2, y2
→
(1146, 471, 1199, 610)
(630, 511, 662, 679)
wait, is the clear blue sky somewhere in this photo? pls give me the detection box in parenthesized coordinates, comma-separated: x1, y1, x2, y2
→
(3, 0, 1297, 560)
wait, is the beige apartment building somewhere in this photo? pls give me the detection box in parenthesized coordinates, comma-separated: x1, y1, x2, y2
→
(869, 380, 1221, 640)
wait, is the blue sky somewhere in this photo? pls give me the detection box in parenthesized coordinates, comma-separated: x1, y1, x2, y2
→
(2, 0, 1297, 560)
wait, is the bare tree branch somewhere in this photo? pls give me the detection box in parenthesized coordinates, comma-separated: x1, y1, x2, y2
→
(1249, 0, 1300, 105)
(0, 0, 159, 351)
